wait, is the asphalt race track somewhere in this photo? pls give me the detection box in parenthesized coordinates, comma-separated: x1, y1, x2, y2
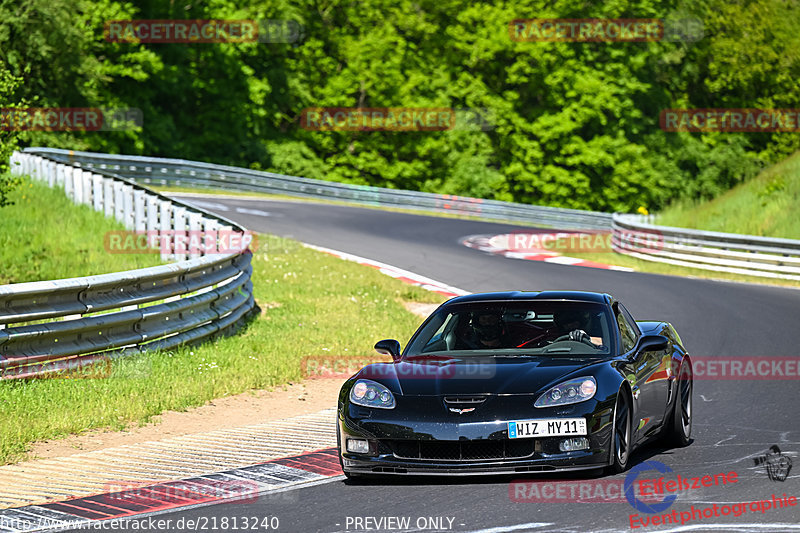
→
(68, 196, 800, 532)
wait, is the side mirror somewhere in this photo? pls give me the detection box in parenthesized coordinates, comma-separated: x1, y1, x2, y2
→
(374, 339, 402, 362)
(638, 334, 669, 353)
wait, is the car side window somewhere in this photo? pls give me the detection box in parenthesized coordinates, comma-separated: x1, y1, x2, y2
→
(421, 313, 455, 352)
(615, 307, 636, 353)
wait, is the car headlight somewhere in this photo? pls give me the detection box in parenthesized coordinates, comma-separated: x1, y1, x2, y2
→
(534, 376, 597, 408)
(349, 379, 396, 409)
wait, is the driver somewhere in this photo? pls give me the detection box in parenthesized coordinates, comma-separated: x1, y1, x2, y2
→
(553, 309, 604, 347)
(469, 309, 507, 348)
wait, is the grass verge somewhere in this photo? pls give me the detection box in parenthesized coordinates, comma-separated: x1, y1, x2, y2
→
(0, 177, 163, 284)
(656, 150, 800, 239)
(0, 235, 443, 464)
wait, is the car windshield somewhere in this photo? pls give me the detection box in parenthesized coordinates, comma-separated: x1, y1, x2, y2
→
(405, 301, 616, 357)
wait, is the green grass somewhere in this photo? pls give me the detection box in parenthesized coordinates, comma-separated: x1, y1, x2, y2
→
(0, 177, 163, 284)
(0, 235, 443, 464)
(656, 150, 800, 239)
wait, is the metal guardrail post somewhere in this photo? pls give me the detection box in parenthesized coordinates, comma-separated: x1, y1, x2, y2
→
(47, 160, 56, 187)
(173, 206, 188, 262)
(146, 195, 159, 233)
(92, 174, 104, 212)
(11, 152, 20, 175)
(56, 162, 65, 188)
(103, 177, 114, 218)
(203, 218, 220, 254)
(122, 184, 134, 229)
(134, 190, 146, 231)
(73, 168, 84, 204)
(82, 169, 93, 205)
(188, 211, 203, 260)
(113, 181, 124, 223)
(159, 200, 174, 262)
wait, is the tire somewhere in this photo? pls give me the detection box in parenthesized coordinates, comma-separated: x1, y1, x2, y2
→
(607, 390, 632, 474)
(663, 361, 693, 447)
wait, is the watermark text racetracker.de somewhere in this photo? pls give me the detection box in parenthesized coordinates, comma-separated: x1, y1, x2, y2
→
(661, 108, 800, 132)
(100, 478, 261, 506)
(104, 19, 302, 43)
(677, 356, 800, 380)
(509, 466, 737, 506)
(104, 230, 257, 255)
(301, 355, 496, 380)
(509, 18, 703, 42)
(477, 230, 664, 254)
(0, 108, 142, 131)
(299, 107, 494, 132)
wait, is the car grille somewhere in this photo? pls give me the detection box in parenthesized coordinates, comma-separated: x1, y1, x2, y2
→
(443, 396, 487, 412)
(388, 439, 537, 461)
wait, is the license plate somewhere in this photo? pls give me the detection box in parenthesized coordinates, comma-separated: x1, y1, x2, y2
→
(508, 418, 587, 439)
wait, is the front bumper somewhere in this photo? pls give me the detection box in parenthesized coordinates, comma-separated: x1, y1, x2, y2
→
(341, 451, 605, 476)
(338, 396, 615, 476)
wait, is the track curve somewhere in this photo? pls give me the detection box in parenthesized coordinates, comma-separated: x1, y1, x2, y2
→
(64, 195, 800, 533)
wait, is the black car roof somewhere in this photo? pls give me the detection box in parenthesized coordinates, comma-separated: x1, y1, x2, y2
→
(445, 291, 611, 305)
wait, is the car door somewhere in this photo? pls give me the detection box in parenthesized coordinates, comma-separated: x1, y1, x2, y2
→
(615, 303, 669, 441)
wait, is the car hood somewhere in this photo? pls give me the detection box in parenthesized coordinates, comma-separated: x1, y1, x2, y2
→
(355, 355, 604, 396)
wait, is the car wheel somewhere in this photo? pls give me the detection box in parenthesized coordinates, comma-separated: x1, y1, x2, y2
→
(664, 362, 692, 447)
(608, 390, 632, 474)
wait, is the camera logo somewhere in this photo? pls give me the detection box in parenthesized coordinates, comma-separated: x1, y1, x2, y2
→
(754, 445, 793, 482)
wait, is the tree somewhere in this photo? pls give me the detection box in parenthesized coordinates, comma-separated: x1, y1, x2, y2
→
(0, 59, 22, 207)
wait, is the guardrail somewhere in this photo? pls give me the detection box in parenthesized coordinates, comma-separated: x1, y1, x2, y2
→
(612, 213, 800, 281)
(22, 148, 614, 231)
(1, 152, 259, 379)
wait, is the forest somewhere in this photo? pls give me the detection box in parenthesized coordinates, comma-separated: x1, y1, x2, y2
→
(1, 0, 798, 212)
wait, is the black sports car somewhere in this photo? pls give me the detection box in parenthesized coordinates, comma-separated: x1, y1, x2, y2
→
(337, 291, 692, 476)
